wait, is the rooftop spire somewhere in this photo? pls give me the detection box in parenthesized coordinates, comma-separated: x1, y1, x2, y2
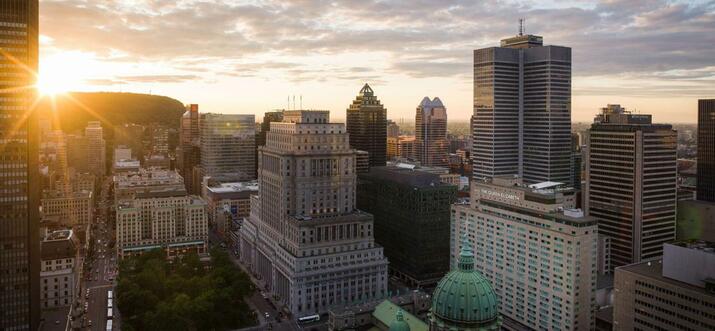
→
(458, 235, 475, 272)
(360, 83, 374, 96)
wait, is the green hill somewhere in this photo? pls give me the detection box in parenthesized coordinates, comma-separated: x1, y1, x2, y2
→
(38, 92, 185, 133)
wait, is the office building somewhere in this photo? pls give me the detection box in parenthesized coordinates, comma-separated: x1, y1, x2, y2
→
(676, 199, 715, 242)
(178, 104, 201, 194)
(40, 230, 79, 309)
(452, 177, 597, 330)
(113, 168, 186, 204)
(200, 113, 256, 181)
(85, 121, 106, 177)
(355, 150, 370, 174)
(698, 99, 715, 202)
(256, 111, 284, 177)
(65, 134, 89, 173)
(346, 84, 387, 167)
(472, 32, 572, 184)
(357, 166, 457, 287)
(387, 135, 416, 161)
(0, 1, 41, 329)
(150, 125, 169, 155)
(387, 120, 400, 138)
(613, 242, 715, 330)
(201, 178, 258, 240)
(415, 97, 448, 167)
(239, 110, 388, 316)
(585, 105, 677, 268)
(41, 190, 93, 226)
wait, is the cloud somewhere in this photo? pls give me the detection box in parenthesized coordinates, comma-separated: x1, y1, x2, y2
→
(39, 0, 715, 92)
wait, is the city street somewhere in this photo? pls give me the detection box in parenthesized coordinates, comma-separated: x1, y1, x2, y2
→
(74, 176, 118, 331)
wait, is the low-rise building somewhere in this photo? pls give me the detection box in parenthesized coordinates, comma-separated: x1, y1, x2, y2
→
(40, 230, 80, 309)
(41, 190, 93, 225)
(201, 178, 257, 240)
(613, 241, 715, 330)
(113, 168, 186, 205)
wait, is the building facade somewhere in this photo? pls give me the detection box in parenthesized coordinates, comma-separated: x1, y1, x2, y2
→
(40, 230, 79, 309)
(178, 104, 201, 194)
(472, 33, 572, 184)
(200, 113, 256, 181)
(85, 121, 106, 177)
(585, 105, 677, 268)
(387, 136, 416, 161)
(698, 99, 715, 202)
(452, 177, 597, 330)
(239, 110, 389, 316)
(346, 84, 387, 167)
(0, 1, 41, 329)
(201, 178, 258, 240)
(41, 190, 93, 225)
(115, 195, 208, 259)
(357, 166, 457, 287)
(113, 168, 186, 205)
(613, 242, 715, 331)
(415, 97, 448, 167)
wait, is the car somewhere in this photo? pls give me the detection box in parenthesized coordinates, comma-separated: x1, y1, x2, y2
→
(264, 312, 270, 319)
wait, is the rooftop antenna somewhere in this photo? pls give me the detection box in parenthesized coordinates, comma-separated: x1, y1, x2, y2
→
(519, 18, 525, 36)
(292, 95, 295, 110)
(287, 96, 290, 110)
(300, 95, 303, 110)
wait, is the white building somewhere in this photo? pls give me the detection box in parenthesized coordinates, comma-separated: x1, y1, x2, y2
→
(113, 168, 186, 205)
(239, 110, 388, 316)
(452, 176, 597, 330)
(41, 190, 93, 225)
(41, 230, 79, 309)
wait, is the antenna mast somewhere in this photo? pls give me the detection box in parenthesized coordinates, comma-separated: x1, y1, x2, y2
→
(519, 18, 525, 36)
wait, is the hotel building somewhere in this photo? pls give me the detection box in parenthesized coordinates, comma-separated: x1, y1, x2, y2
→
(452, 176, 597, 330)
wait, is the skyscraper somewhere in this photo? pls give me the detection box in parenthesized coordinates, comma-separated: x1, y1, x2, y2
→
(415, 97, 448, 167)
(346, 84, 387, 167)
(0, 1, 40, 329)
(585, 104, 677, 268)
(178, 104, 200, 194)
(239, 110, 388, 315)
(199, 113, 256, 181)
(256, 110, 284, 177)
(85, 121, 106, 177)
(697, 99, 715, 202)
(472, 32, 572, 184)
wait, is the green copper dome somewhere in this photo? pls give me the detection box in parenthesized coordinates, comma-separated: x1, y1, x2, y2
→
(430, 237, 499, 329)
(389, 310, 411, 331)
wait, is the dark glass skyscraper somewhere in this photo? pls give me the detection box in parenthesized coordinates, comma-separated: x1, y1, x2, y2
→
(472, 33, 572, 184)
(697, 99, 715, 202)
(178, 104, 200, 194)
(346, 84, 387, 167)
(0, 1, 40, 329)
(416, 97, 448, 167)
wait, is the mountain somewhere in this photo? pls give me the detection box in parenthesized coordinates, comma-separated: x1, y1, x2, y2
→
(37, 92, 185, 133)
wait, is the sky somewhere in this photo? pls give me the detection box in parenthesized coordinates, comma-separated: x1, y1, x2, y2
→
(38, 0, 715, 123)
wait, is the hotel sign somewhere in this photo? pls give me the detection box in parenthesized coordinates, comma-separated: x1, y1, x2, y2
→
(480, 189, 520, 201)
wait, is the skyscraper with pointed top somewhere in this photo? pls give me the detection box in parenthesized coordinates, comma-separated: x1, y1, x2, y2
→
(416, 97, 448, 167)
(0, 1, 40, 330)
(346, 84, 387, 167)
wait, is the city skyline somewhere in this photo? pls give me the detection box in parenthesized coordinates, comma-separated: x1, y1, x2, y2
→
(36, 0, 714, 123)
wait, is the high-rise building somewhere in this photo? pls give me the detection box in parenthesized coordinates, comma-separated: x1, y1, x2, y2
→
(613, 241, 715, 331)
(239, 110, 388, 316)
(472, 32, 572, 184)
(150, 125, 169, 155)
(256, 110, 284, 177)
(200, 113, 256, 181)
(346, 84, 387, 167)
(452, 177, 597, 330)
(697, 99, 715, 202)
(386, 120, 400, 138)
(415, 97, 448, 167)
(585, 105, 677, 268)
(85, 121, 106, 177)
(357, 166, 456, 287)
(387, 135, 416, 161)
(178, 104, 201, 194)
(0, 1, 40, 329)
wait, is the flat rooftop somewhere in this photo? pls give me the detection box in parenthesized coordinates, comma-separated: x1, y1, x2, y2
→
(361, 166, 451, 188)
(617, 260, 715, 297)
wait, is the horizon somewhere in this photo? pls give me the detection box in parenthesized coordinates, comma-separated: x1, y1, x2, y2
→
(38, 1, 714, 124)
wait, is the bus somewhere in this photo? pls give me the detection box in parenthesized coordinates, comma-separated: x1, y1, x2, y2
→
(106, 319, 113, 331)
(107, 308, 113, 319)
(298, 314, 320, 323)
(107, 290, 113, 300)
(107, 298, 113, 308)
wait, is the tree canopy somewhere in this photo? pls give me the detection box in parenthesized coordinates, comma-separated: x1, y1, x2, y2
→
(116, 249, 256, 331)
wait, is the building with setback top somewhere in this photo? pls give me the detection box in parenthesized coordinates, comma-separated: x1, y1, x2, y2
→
(346, 84, 387, 167)
(585, 104, 677, 268)
(239, 110, 388, 316)
(472, 32, 572, 184)
(0, 1, 41, 329)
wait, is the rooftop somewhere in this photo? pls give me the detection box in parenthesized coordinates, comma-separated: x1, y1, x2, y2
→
(205, 180, 259, 194)
(618, 259, 715, 297)
(41, 230, 78, 261)
(361, 166, 451, 189)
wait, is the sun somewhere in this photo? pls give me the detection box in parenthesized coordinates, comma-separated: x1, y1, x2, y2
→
(37, 71, 70, 96)
(37, 51, 92, 96)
